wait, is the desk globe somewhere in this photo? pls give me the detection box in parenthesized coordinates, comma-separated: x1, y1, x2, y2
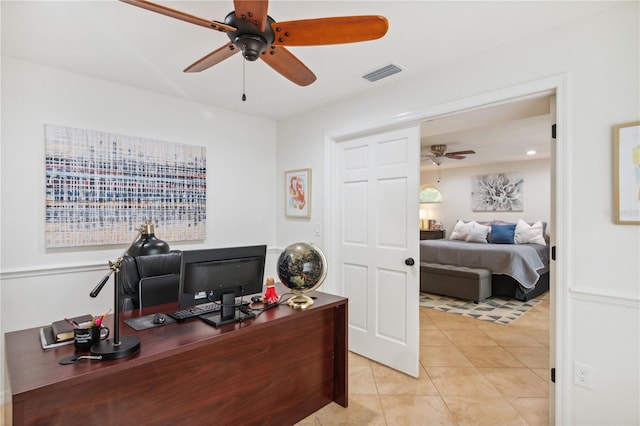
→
(277, 242, 327, 309)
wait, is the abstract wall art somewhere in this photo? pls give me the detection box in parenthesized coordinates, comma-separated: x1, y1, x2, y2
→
(471, 173, 524, 212)
(45, 124, 207, 248)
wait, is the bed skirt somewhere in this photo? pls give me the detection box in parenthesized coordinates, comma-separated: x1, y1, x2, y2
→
(491, 272, 550, 301)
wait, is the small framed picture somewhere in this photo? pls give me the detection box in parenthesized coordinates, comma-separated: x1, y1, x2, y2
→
(613, 121, 640, 224)
(285, 169, 311, 218)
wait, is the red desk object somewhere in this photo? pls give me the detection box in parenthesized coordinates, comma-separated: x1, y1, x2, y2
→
(5, 288, 347, 425)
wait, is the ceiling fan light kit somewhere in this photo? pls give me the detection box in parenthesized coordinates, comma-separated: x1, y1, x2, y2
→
(121, 0, 389, 88)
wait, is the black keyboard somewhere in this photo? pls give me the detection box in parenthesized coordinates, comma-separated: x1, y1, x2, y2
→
(167, 303, 220, 321)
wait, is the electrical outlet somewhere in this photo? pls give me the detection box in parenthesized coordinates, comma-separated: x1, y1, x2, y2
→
(573, 361, 593, 389)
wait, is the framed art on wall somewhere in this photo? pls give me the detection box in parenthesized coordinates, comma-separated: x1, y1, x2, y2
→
(44, 124, 207, 247)
(613, 121, 640, 224)
(471, 173, 524, 212)
(285, 168, 311, 218)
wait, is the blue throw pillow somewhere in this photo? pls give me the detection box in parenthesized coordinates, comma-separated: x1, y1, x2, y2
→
(490, 224, 516, 244)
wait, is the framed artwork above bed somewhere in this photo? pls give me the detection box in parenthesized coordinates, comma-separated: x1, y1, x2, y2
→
(471, 173, 524, 212)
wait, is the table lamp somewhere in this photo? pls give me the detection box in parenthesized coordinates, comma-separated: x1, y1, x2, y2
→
(89, 221, 170, 360)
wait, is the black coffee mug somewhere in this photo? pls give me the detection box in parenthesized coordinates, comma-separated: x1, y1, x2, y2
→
(74, 325, 109, 351)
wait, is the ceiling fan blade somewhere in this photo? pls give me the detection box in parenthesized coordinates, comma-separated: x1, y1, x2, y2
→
(445, 150, 476, 156)
(184, 42, 239, 73)
(446, 155, 467, 160)
(271, 16, 388, 46)
(233, 0, 269, 32)
(260, 47, 317, 86)
(120, 0, 236, 32)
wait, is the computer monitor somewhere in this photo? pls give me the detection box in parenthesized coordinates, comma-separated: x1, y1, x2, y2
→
(177, 245, 267, 313)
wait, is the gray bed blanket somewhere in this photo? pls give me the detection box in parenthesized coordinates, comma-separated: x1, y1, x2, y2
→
(420, 240, 548, 289)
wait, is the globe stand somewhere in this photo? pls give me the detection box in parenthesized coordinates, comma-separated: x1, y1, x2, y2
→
(287, 293, 314, 310)
(278, 242, 328, 311)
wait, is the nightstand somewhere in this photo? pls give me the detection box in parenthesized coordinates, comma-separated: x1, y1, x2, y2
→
(420, 229, 446, 240)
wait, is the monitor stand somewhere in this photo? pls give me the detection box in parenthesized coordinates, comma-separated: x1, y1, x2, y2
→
(200, 292, 255, 327)
(200, 309, 256, 327)
(201, 309, 255, 327)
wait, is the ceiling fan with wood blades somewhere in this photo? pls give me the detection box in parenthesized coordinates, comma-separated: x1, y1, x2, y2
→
(421, 144, 476, 165)
(120, 0, 389, 87)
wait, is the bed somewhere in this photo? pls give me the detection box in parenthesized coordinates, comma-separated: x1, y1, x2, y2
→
(419, 222, 550, 301)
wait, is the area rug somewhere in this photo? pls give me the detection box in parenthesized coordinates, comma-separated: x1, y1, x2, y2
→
(419, 292, 541, 325)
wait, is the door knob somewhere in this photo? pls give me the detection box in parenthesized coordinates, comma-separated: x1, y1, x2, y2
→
(405, 258, 415, 266)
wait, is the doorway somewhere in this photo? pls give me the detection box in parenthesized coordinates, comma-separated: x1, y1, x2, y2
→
(326, 75, 567, 423)
(418, 92, 555, 424)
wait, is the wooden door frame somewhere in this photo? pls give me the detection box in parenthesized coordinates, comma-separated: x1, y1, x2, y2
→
(324, 74, 569, 423)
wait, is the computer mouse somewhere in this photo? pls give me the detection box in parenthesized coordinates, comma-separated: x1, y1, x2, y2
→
(152, 313, 166, 325)
(251, 295, 262, 303)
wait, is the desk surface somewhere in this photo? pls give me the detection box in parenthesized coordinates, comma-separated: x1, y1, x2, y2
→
(5, 287, 348, 425)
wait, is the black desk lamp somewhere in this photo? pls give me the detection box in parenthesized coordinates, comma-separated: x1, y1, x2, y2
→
(89, 221, 170, 360)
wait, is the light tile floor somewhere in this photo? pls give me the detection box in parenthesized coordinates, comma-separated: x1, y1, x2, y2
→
(298, 292, 550, 425)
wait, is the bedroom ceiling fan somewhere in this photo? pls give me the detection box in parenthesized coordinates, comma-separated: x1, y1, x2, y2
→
(421, 144, 476, 166)
(121, 0, 389, 90)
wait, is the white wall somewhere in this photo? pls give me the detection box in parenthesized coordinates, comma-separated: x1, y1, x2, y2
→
(421, 159, 551, 235)
(0, 57, 279, 400)
(276, 3, 639, 425)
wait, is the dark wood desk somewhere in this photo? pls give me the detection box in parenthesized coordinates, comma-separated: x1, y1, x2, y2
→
(5, 289, 347, 425)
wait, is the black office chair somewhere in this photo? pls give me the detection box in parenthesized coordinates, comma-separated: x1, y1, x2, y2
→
(118, 251, 182, 311)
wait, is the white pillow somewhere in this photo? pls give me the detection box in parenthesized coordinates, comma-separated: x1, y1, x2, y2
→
(450, 220, 474, 241)
(466, 222, 490, 243)
(514, 219, 546, 245)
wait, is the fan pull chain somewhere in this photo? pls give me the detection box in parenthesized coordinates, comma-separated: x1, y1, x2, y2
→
(242, 56, 247, 102)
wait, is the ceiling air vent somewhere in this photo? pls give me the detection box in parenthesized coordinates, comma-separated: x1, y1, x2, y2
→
(362, 63, 403, 82)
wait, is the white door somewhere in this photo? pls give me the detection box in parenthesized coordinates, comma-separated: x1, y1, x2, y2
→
(334, 126, 420, 377)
